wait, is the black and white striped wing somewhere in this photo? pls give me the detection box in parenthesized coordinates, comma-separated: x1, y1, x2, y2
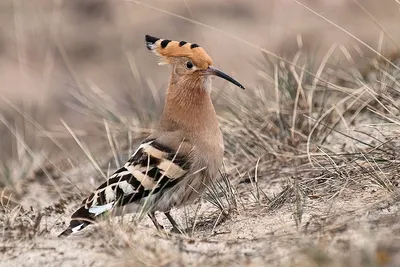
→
(59, 139, 191, 236)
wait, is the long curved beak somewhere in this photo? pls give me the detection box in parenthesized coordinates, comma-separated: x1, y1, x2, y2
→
(205, 66, 245, 90)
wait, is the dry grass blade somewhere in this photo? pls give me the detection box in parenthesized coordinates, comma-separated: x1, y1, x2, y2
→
(61, 119, 107, 180)
(204, 169, 238, 216)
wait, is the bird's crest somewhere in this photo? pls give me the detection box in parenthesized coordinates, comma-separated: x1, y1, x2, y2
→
(145, 34, 213, 69)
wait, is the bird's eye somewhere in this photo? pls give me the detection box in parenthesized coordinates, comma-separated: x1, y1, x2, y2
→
(186, 61, 193, 69)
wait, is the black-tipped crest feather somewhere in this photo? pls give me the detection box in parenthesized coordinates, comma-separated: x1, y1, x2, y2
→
(145, 34, 159, 50)
(160, 39, 171, 48)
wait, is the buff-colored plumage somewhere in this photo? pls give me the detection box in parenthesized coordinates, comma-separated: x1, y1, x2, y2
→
(59, 35, 244, 237)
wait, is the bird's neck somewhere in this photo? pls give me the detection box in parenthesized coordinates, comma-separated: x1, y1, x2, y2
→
(159, 77, 219, 136)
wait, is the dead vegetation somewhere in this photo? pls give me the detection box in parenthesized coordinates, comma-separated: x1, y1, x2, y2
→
(1, 1, 400, 267)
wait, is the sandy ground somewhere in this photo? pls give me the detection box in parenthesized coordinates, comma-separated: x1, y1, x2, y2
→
(2, 166, 400, 266)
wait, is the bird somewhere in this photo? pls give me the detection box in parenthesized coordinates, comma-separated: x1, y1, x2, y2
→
(58, 34, 245, 237)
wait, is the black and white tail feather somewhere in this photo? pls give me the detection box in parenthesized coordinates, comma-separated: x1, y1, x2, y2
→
(58, 139, 190, 237)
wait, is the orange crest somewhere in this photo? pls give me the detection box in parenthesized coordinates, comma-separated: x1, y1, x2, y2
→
(145, 35, 213, 70)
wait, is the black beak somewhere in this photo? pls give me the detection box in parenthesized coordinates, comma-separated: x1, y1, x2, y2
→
(206, 66, 245, 90)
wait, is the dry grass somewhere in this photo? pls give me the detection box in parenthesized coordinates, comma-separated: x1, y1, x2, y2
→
(1, 1, 400, 266)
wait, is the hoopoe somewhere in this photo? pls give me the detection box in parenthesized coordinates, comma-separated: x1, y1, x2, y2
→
(59, 34, 244, 236)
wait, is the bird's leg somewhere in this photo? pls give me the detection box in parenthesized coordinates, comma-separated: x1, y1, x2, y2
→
(164, 211, 183, 234)
(148, 212, 164, 230)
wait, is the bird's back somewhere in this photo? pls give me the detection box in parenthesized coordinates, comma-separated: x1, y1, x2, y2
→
(59, 129, 222, 236)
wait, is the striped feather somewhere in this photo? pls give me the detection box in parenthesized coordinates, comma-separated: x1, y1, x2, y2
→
(59, 139, 190, 236)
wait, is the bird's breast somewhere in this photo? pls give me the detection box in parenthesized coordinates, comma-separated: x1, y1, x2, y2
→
(194, 129, 224, 175)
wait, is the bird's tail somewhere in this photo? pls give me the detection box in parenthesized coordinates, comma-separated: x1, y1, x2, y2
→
(58, 206, 95, 237)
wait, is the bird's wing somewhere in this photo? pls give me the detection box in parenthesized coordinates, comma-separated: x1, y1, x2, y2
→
(59, 134, 193, 236)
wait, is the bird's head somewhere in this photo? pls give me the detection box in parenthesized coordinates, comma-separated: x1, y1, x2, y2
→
(145, 35, 245, 93)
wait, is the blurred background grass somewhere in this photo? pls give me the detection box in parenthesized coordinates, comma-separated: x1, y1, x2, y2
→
(1, 0, 400, 164)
